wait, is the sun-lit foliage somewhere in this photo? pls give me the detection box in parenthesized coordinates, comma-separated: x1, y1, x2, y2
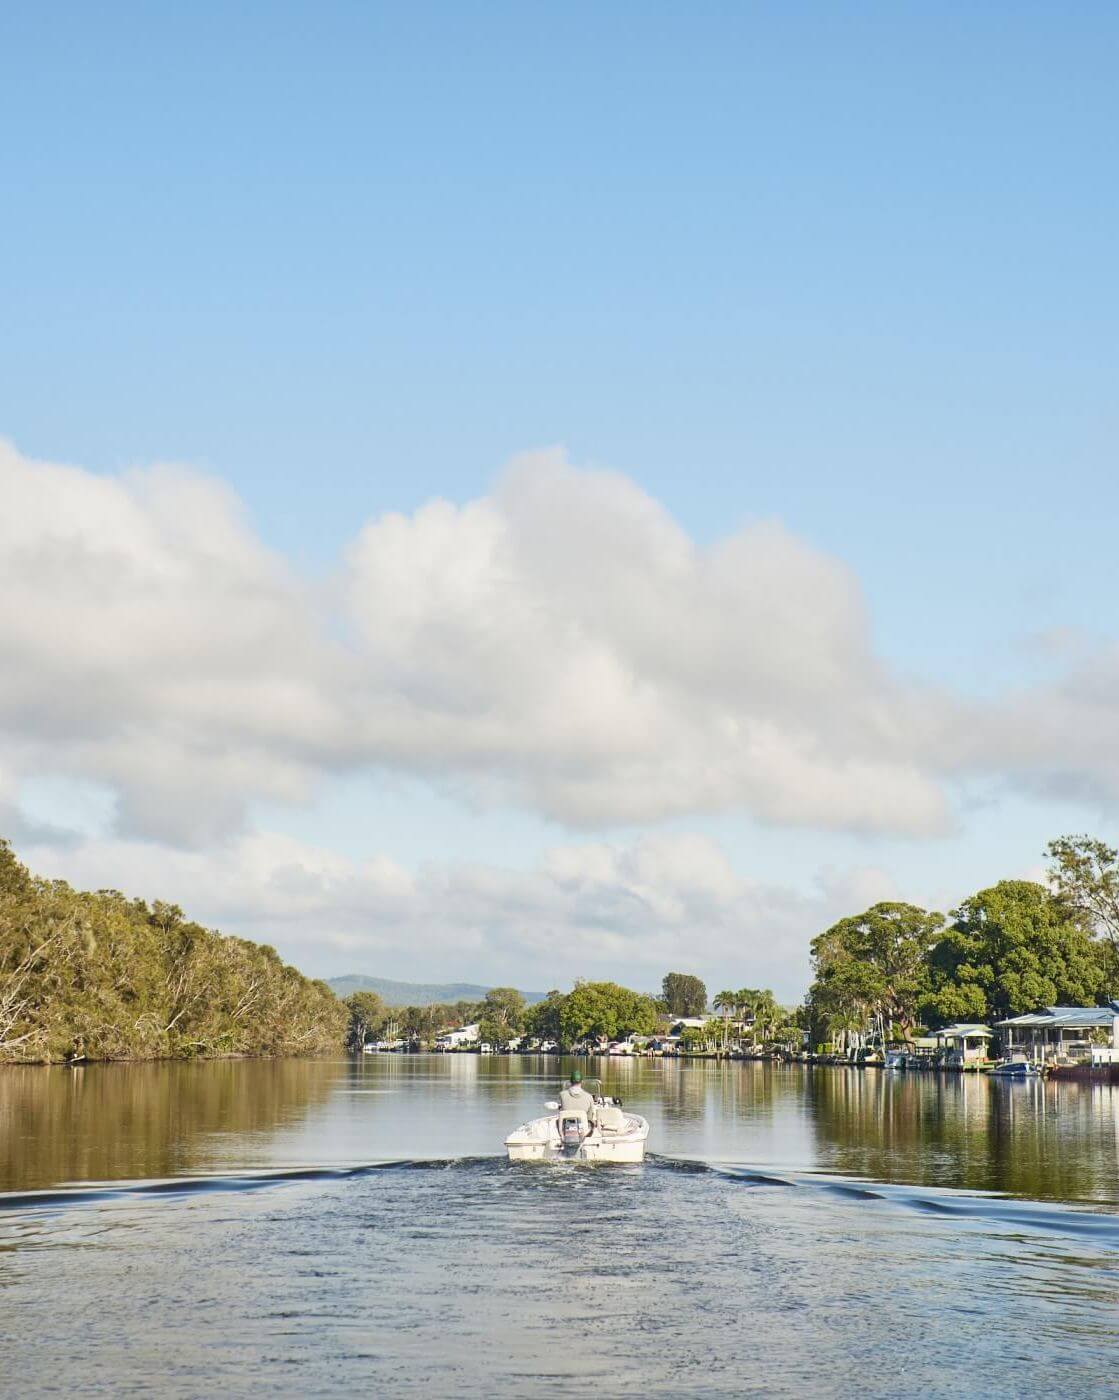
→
(0, 839, 346, 1064)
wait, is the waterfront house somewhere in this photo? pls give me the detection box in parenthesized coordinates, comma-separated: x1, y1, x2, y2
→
(994, 1004, 1119, 1065)
(932, 1023, 992, 1068)
(434, 1023, 480, 1051)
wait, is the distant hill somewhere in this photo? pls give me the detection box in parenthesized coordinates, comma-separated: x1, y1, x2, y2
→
(326, 975, 546, 1007)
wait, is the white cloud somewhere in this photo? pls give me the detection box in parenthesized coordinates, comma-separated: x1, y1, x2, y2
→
(18, 828, 864, 999)
(5, 435, 1118, 856)
(0, 440, 340, 843)
(341, 451, 954, 833)
(4, 438, 970, 845)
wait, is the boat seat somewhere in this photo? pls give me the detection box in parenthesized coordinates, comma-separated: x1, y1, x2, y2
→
(597, 1104, 625, 1132)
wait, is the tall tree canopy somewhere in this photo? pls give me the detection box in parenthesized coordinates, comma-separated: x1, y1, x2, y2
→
(809, 902, 944, 1037)
(477, 986, 527, 1048)
(0, 838, 346, 1064)
(661, 972, 708, 1017)
(558, 981, 658, 1043)
(523, 990, 565, 1042)
(1047, 835, 1119, 981)
(344, 991, 387, 1049)
(922, 880, 1106, 1026)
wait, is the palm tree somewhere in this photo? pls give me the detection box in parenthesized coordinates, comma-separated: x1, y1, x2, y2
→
(714, 990, 736, 1050)
(752, 989, 778, 1048)
(735, 988, 760, 1047)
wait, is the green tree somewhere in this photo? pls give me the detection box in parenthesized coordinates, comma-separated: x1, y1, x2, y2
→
(714, 989, 737, 1048)
(768, 1006, 800, 1052)
(0, 837, 347, 1064)
(809, 902, 944, 1039)
(476, 1016, 508, 1048)
(922, 880, 1105, 1026)
(735, 987, 779, 1047)
(661, 972, 708, 1017)
(344, 991, 387, 1050)
(523, 989, 565, 1043)
(680, 1022, 721, 1053)
(480, 986, 526, 1034)
(1047, 834, 1119, 984)
(559, 981, 658, 1043)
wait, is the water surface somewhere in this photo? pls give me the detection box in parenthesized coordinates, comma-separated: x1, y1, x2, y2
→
(3, 1057, 1119, 1396)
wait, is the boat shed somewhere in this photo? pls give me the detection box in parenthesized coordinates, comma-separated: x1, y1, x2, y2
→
(995, 1004, 1119, 1065)
(932, 1024, 993, 1067)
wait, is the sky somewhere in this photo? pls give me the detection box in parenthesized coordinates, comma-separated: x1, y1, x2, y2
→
(3, 2, 1119, 999)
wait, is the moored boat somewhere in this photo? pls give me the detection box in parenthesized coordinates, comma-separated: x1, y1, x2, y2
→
(987, 1056, 1038, 1078)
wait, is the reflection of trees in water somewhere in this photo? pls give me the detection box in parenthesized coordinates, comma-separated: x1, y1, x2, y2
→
(0, 1059, 339, 1191)
(807, 1069, 1119, 1201)
(650, 1059, 783, 1125)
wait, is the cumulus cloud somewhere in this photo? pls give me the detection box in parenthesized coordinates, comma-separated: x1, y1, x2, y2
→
(0, 440, 342, 843)
(19, 829, 873, 998)
(342, 452, 956, 833)
(0, 438, 967, 845)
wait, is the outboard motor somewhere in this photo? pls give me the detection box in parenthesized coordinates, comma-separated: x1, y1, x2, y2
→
(559, 1114, 587, 1156)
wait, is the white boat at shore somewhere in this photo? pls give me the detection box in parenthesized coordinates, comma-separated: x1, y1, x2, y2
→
(505, 1080, 650, 1163)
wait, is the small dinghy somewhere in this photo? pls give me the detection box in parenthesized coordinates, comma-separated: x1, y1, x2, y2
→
(505, 1079, 649, 1163)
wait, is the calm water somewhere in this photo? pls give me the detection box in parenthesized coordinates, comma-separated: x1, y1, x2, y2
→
(4, 1056, 1119, 1396)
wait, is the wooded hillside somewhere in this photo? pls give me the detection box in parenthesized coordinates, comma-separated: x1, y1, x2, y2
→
(0, 840, 346, 1064)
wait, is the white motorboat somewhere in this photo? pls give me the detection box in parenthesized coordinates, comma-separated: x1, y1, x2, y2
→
(504, 1080, 650, 1163)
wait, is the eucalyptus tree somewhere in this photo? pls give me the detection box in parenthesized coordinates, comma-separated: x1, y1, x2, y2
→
(477, 986, 527, 1049)
(1047, 835, 1119, 984)
(808, 903, 945, 1040)
(344, 991, 387, 1050)
(0, 837, 347, 1064)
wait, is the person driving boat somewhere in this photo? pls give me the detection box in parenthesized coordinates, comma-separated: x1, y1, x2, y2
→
(558, 1069, 596, 1122)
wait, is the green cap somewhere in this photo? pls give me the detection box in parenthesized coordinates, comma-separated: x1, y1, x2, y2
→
(570, 1069, 583, 1083)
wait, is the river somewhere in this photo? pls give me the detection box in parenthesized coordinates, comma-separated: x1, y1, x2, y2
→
(3, 1055, 1119, 1396)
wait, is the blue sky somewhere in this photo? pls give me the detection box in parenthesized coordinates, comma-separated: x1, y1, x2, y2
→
(3, 3, 1118, 996)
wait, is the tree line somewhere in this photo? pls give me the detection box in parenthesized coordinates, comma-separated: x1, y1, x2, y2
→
(0, 839, 346, 1064)
(803, 835, 1119, 1049)
(344, 980, 666, 1050)
(342, 973, 792, 1052)
(16, 829, 1115, 1066)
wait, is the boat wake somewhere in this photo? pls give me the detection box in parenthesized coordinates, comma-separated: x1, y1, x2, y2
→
(4, 1154, 1118, 1245)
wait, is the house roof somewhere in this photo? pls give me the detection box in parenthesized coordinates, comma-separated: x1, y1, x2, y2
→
(934, 1023, 992, 1038)
(995, 1005, 1119, 1029)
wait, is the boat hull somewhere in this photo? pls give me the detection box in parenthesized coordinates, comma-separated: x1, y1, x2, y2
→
(505, 1113, 649, 1164)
